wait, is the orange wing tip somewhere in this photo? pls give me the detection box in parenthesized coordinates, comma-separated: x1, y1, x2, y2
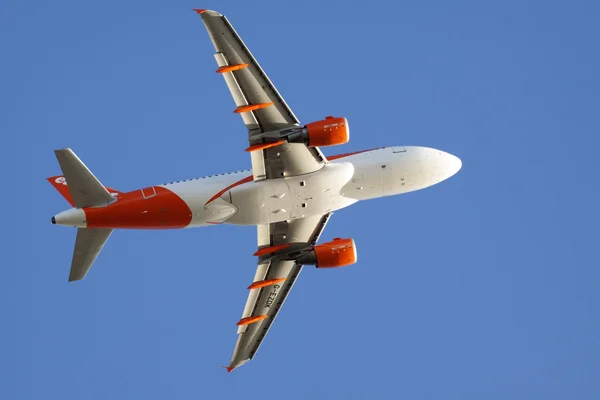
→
(236, 315, 268, 326)
(234, 102, 274, 113)
(223, 366, 234, 373)
(216, 64, 249, 74)
(248, 278, 286, 290)
(245, 140, 286, 152)
(253, 244, 291, 257)
(192, 9, 207, 14)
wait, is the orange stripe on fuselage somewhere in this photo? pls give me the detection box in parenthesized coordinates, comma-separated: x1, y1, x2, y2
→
(205, 175, 253, 205)
(84, 186, 192, 229)
(204, 148, 381, 206)
(327, 147, 382, 160)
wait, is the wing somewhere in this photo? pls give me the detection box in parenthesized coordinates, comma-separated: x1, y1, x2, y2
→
(225, 213, 332, 371)
(195, 10, 326, 180)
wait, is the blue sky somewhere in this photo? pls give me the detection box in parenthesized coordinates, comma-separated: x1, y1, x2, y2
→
(2, 0, 600, 398)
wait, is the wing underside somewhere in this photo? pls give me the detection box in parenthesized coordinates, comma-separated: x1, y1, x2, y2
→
(195, 10, 334, 371)
(227, 213, 331, 371)
(196, 10, 326, 180)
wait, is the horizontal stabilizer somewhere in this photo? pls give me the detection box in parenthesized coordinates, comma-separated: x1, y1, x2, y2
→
(69, 228, 113, 282)
(54, 149, 115, 208)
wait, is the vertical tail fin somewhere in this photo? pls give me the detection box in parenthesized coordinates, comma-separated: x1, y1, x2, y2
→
(52, 149, 115, 208)
(48, 148, 119, 281)
(47, 175, 77, 207)
(48, 175, 122, 207)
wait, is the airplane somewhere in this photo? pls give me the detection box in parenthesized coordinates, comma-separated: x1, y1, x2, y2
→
(48, 9, 462, 372)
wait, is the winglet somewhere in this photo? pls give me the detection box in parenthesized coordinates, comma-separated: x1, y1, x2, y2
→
(223, 366, 234, 373)
(192, 9, 207, 14)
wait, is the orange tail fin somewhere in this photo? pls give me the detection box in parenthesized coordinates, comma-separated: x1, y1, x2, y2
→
(47, 175, 123, 207)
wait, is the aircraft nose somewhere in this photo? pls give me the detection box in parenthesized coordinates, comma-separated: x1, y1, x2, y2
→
(441, 152, 462, 178)
(51, 216, 56, 224)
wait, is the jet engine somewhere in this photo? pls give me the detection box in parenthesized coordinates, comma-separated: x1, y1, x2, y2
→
(254, 238, 357, 268)
(246, 117, 350, 152)
(289, 117, 350, 147)
(297, 238, 357, 268)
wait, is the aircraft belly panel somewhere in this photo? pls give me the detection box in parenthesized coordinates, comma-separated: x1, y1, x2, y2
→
(227, 183, 267, 225)
(227, 162, 356, 225)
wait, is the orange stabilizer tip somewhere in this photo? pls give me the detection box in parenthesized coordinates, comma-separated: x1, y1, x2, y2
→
(248, 278, 286, 290)
(223, 366, 234, 373)
(234, 102, 274, 113)
(245, 140, 286, 152)
(216, 64, 249, 74)
(192, 9, 207, 14)
(236, 315, 268, 326)
(253, 244, 291, 257)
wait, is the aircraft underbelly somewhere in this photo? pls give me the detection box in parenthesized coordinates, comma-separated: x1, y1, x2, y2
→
(227, 162, 356, 225)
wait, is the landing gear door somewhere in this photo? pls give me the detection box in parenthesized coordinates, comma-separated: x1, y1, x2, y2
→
(290, 179, 309, 220)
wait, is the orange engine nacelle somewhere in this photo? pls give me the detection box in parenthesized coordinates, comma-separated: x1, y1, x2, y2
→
(247, 116, 350, 152)
(313, 238, 357, 268)
(304, 117, 350, 147)
(257, 238, 358, 268)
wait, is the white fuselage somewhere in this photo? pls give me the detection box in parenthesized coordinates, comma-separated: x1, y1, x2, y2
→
(160, 146, 462, 228)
